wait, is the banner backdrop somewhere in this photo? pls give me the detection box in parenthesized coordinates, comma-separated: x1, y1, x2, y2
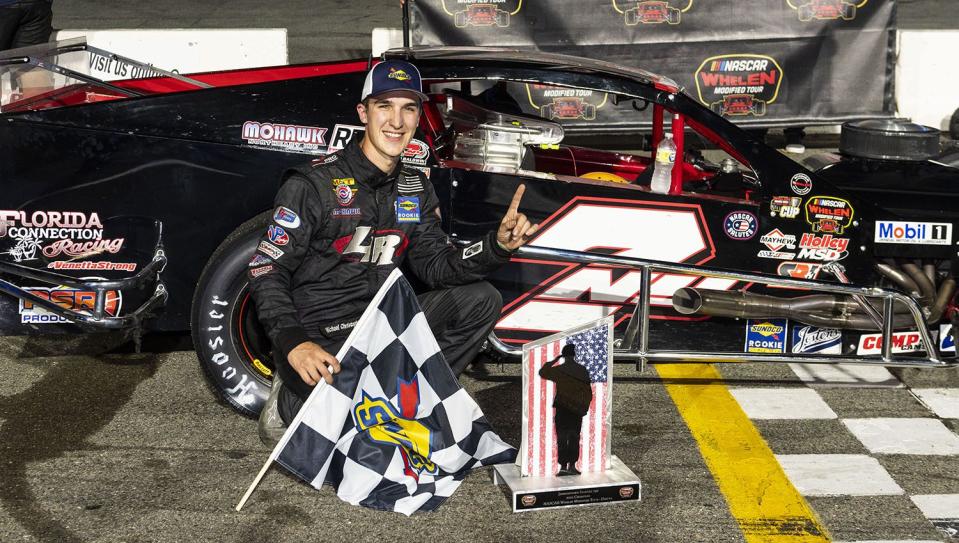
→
(410, 0, 896, 130)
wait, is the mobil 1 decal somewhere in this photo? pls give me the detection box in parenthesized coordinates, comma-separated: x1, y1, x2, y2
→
(494, 197, 738, 343)
(442, 0, 521, 28)
(695, 54, 783, 118)
(612, 0, 693, 26)
(525, 84, 607, 122)
(787, 0, 867, 22)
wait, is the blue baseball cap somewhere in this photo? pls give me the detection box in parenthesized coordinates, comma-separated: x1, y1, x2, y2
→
(361, 60, 428, 103)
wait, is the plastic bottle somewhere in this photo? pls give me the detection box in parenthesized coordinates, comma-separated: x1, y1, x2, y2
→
(650, 133, 676, 194)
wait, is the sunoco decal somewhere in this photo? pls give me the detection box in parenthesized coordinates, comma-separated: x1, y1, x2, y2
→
(695, 54, 782, 117)
(804, 196, 853, 234)
(526, 84, 607, 121)
(874, 221, 952, 246)
(724, 211, 757, 240)
(242, 121, 328, 154)
(745, 319, 787, 353)
(612, 0, 693, 26)
(787, 0, 866, 22)
(19, 286, 121, 324)
(441, 0, 521, 28)
(791, 325, 842, 354)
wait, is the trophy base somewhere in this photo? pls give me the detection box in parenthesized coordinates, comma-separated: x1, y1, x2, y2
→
(492, 455, 641, 512)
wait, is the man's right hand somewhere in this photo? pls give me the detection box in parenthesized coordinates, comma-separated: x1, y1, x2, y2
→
(287, 342, 341, 386)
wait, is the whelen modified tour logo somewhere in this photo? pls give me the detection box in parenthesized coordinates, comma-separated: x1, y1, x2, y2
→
(526, 84, 607, 121)
(441, 0, 522, 28)
(786, 0, 866, 22)
(695, 54, 783, 118)
(611, 0, 693, 26)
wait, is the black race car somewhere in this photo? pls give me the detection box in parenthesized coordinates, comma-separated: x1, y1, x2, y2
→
(1, 39, 956, 417)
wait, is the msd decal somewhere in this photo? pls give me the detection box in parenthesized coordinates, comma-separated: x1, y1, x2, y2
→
(20, 286, 121, 324)
(495, 197, 738, 339)
(856, 330, 936, 355)
(695, 54, 782, 117)
(787, 0, 865, 22)
(613, 0, 693, 26)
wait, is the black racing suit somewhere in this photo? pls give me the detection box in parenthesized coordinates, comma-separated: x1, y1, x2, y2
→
(248, 138, 511, 401)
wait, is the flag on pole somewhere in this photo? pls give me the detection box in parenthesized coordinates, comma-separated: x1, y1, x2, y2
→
(269, 269, 516, 515)
(521, 316, 613, 477)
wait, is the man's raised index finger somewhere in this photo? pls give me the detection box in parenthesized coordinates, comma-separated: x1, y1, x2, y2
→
(508, 184, 527, 213)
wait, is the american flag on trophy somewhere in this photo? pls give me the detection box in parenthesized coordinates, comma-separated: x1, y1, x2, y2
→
(520, 316, 613, 477)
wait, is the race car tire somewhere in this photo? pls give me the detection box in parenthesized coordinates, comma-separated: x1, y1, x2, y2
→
(192, 211, 275, 418)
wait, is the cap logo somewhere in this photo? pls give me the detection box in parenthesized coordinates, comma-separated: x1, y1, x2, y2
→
(388, 68, 411, 82)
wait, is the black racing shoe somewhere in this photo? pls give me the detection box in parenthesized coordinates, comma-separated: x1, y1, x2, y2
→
(257, 373, 287, 447)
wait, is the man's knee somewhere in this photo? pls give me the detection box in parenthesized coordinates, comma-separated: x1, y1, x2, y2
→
(460, 281, 502, 322)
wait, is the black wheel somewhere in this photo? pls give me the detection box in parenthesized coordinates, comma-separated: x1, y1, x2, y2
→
(192, 211, 275, 417)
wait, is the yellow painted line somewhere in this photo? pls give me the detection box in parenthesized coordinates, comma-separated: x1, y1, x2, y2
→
(656, 363, 830, 542)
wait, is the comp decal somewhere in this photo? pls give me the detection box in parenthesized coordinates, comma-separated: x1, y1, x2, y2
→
(745, 319, 787, 353)
(241, 121, 328, 154)
(724, 211, 757, 240)
(857, 330, 934, 355)
(695, 54, 783, 117)
(612, 0, 692, 25)
(441, 0, 521, 28)
(19, 286, 121, 324)
(786, 0, 866, 22)
(495, 197, 738, 339)
(874, 220, 952, 246)
(804, 196, 853, 234)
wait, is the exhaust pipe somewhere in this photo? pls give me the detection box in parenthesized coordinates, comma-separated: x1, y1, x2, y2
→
(672, 288, 917, 331)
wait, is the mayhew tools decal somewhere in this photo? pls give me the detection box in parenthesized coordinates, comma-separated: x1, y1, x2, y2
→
(612, 0, 693, 26)
(786, 0, 866, 22)
(442, 0, 522, 28)
(525, 84, 608, 121)
(695, 54, 783, 117)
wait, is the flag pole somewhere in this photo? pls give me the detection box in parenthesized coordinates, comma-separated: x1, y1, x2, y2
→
(236, 455, 273, 511)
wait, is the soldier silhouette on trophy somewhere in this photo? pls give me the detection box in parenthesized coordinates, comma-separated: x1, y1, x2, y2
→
(539, 343, 593, 476)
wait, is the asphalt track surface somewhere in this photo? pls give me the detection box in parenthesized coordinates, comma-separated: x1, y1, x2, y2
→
(2, 1, 957, 542)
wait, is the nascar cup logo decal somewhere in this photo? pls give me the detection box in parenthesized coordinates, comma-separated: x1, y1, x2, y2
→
(442, 0, 521, 28)
(526, 84, 607, 121)
(695, 54, 783, 117)
(612, 0, 693, 26)
(787, 0, 865, 22)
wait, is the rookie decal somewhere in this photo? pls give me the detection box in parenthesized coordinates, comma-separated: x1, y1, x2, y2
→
(791, 325, 842, 354)
(268, 225, 289, 246)
(333, 178, 357, 207)
(724, 211, 757, 240)
(463, 241, 483, 260)
(273, 206, 301, 229)
(804, 196, 853, 234)
(396, 196, 421, 223)
(745, 319, 787, 353)
(770, 196, 801, 219)
(789, 173, 812, 195)
(874, 221, 952, 246)
(257, 241, 284, 260)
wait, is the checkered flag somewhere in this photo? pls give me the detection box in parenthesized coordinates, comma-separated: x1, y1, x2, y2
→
(268, 269, 516, 515)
